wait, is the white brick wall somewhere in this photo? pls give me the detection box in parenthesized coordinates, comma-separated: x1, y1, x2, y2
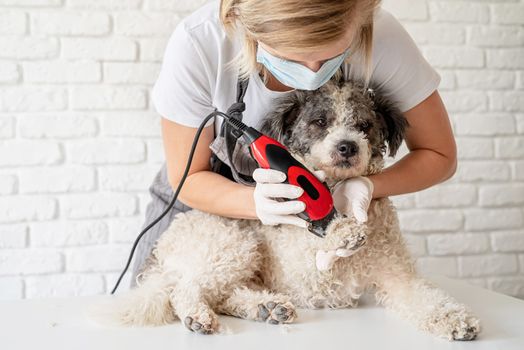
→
(0, 0, 523, 300)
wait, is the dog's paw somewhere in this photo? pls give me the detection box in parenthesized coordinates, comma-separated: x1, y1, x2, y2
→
(427, 306, 480, 341)
(450, 314, 480, 341)
(257, 301, 297, 324)
(336, 230, 367, 257)
(183, 310, 220, 335)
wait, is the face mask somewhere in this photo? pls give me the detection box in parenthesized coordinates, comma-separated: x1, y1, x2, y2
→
(256, 44, 350, 90)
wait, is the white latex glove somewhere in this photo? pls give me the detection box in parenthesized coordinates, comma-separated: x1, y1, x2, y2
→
(316, 246, 361, 271)
(332, 176, 374, 223)
(252, 168, 326, 228)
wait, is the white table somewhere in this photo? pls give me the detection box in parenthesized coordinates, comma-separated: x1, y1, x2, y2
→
(2, 276, 523, 350)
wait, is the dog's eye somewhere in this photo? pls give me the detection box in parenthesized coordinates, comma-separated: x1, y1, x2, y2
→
(313, 118, 326, 127)
(358, 121, 371, 131)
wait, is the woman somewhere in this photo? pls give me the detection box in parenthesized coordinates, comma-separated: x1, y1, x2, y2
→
(129, 0, 456, 287)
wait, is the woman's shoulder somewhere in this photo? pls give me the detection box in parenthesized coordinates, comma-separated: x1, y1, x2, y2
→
(372, 7, 411, 50)
(368, 7, 441, 113)
(178, 1, 220, 31)
(170, 1, 239, 61)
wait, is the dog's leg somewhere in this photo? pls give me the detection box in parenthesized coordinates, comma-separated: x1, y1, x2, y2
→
(170, 283, 220, 335)
(374, 274, 481, 341)
(217, 284, 297, 325)
(361, 199, 480, 341)
(100, 270, 176, 327)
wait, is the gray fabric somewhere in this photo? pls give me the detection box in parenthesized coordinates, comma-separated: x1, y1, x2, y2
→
(129, 162, 193, 288)
(209, 134, 258, 178)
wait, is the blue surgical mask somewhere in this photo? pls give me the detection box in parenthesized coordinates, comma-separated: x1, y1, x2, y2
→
(256, 44, 350, 90)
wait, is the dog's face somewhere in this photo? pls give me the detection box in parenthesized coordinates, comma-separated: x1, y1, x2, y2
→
(260, 79, 409, 182)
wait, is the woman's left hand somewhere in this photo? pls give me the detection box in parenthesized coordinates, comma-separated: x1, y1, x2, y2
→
(312, 170, 374, 223)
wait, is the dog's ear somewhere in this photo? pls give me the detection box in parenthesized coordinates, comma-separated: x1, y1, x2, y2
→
(369, 89, 410, 158)
(259, 92, 304, 145)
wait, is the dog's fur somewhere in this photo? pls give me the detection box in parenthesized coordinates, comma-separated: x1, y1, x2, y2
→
(104, 77, 480, 340)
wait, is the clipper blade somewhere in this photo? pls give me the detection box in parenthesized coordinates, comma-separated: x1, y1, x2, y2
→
(306, 208, 338, 238)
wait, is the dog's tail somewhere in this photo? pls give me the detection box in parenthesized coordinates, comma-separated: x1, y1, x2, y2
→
(87, 271, 176, 327)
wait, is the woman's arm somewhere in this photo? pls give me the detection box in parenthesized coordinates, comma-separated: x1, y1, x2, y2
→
(161, 117, 258, 219)
(368, 90, 457, 199)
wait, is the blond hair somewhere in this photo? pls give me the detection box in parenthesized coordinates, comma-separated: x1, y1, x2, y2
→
(220, 0, 381, 88)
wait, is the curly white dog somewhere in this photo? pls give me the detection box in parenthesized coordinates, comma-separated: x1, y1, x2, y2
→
(103, 77, 480, 341)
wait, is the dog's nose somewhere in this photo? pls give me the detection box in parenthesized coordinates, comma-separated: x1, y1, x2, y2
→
(337, 141, 358, 158)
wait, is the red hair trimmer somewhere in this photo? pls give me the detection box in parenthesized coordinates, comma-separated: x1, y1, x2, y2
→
(224, 117, 337, 238)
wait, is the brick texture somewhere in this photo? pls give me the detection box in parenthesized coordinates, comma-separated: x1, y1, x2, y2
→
(0, 0, 523, 300)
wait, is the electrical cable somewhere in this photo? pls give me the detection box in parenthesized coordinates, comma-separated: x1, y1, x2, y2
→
(110, 110, 232, 295)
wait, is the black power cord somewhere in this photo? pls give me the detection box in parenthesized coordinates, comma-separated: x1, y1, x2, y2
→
(110, 110, 232, 295)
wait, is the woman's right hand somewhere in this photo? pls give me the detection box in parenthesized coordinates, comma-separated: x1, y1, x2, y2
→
(252, 168, 308, 228)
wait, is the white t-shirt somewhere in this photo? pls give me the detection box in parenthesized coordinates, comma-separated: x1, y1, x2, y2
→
(151, 0, 441, 137)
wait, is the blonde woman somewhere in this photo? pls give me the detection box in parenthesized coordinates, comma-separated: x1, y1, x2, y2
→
(130, 0, 455, 287)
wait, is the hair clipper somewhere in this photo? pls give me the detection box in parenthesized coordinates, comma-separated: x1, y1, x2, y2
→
(225, 118, 337, 238)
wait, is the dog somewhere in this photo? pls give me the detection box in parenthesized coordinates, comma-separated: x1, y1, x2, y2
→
(102, 76, 480, 341)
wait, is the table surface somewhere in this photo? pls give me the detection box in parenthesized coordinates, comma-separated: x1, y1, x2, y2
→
(1, 275, 523, 350)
